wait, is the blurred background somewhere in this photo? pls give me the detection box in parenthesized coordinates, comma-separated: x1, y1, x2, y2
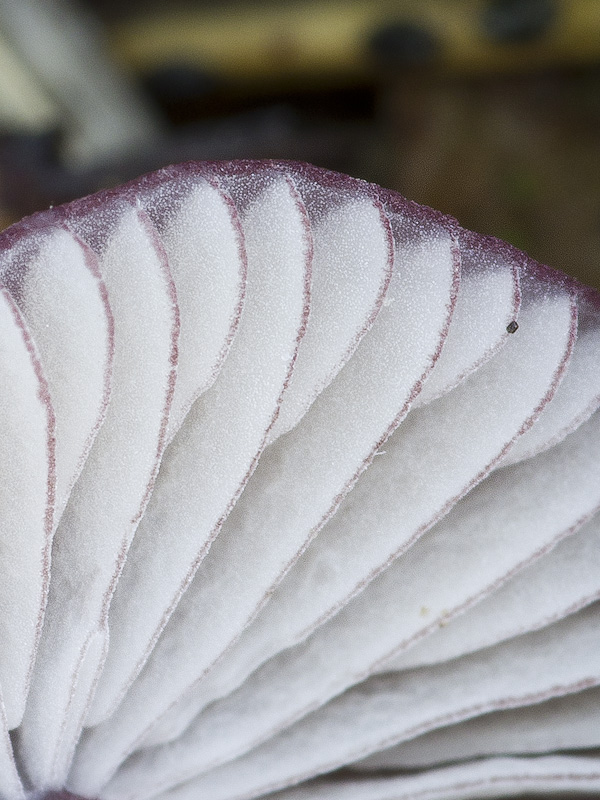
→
(0, 0, 598, 287)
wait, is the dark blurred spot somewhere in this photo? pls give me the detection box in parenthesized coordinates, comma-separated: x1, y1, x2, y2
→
(482, 0, 557, 43)
(143, 63, 220, 106)
(506, 320, 519, 333)
(144, 72, 377, 127)
(369, 22, 439, 69)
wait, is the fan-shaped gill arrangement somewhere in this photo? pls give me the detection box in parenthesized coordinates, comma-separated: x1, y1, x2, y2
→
(0, 160, 599, 800)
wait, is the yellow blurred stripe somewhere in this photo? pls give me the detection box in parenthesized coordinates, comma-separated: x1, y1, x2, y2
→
(110, 0, 600, 85)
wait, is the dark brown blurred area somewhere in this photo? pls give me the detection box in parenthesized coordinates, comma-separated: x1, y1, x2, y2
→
(0, 0, 598, 288)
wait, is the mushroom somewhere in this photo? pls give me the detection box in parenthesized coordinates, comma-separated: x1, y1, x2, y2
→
(0, 161, 599, 800)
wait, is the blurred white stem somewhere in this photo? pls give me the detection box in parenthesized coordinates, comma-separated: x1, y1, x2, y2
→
(0, 0, 162, 166)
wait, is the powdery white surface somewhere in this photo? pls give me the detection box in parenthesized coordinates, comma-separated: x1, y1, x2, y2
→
(111, 390, 600, 799)
(0, 227, 112, 730)
(83, 175, 312, 740)
(128, 209, 456, 753)
(16, 205, 179, 792)
(87, 178, 246, 726)
(501, 290, 600, 465)
(386, 509, 600, 672)
(0, 288, 53, 732)
(252, 267, 574, 649)
(354, 684, 600, 769)
(413, 230, 519, 407)
(263, 756, 600, 800)
(181, 236, 518, 712)
(0, 161, 599, 800)
(140, 178, 246, 443)
(1, 228, 112, 526)
(143, 269, 517, 747)
(146, 605, 600, 800)
(139, 262, 573, 750)
(68, 204, 456, 795)
(267, 195, 392, 442)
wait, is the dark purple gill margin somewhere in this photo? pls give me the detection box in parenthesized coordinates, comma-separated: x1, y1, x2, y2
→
(128, 171, 248, 440)
(284, 187, 463, 637)
(0, 219, 115, 519)
(0, 285, 56, 694)
(1, 156, 598, 308)
(122, 164, 456, 767)
(282, 759, 600, 800)
(0, 160, 598, 791)
(60, 229, 115, 521)
(376, 184, 462, 410)
(105, 164, 315, 737)
(449, 228, 522, 392)
(371, 502, 600, 680)
(85, 171, 249, 722)
(162, 237, 579, 781)
(279, 163, 396, 389)
(48, 200, 183, 789)
(310, 234, 577, 638)
(315, 674, 600, 795)
(319, 262, 580, 689)
(81, 161, 390, 773)
(0, 221, 115, 756)
(205, 670, 600, 800)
